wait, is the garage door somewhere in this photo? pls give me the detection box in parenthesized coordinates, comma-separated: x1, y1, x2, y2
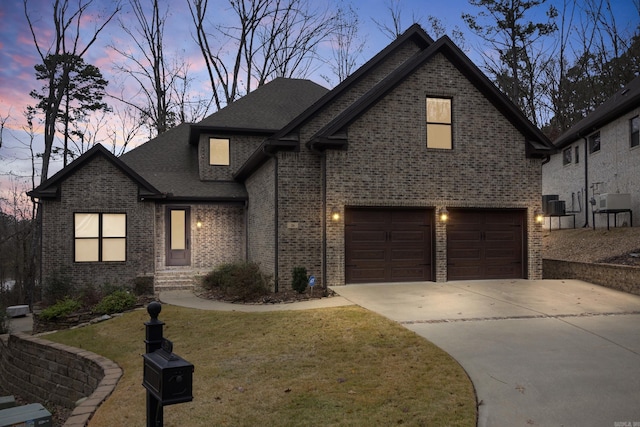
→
(447, 209, 526, 280)
(345, 208, 433, 283)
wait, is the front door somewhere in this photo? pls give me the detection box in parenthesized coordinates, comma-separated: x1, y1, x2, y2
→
(166, 207, 191, 266)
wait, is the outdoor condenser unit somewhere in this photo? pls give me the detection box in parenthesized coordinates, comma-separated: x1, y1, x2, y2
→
(595, 193, 631, 211)
(542, 195, 559, 215)
(548, 200, 566, 216)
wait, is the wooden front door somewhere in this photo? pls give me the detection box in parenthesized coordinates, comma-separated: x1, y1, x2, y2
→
(166, 207, 191, 266)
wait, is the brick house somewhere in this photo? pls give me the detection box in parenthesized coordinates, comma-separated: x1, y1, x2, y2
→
(29, 25, 554, 293)
(542, 76, 640, 229)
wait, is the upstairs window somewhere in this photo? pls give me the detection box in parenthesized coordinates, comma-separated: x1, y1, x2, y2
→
(426, 97, 452, 149)
(74, 213, 126, 262)
(563, 147, 572, 165)
(210, 138, 230, 165)
(575, 146, 580, 164)
(631, 116, 639, 148)
(588, 132, 600, 154)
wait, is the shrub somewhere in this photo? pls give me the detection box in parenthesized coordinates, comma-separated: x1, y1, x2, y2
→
(133, 276, 154, 296)
(39, 297, 82, 321)
(291, 267, 308, 294)
(43, 269, 73, 305)
(0, 303, 9, 334)
(202, 262, 271, 301)
(93, 290, 136, 315)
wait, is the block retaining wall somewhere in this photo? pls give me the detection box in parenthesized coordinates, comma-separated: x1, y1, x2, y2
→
(0, 333, 122, 427)
(543, 259, 640, 296)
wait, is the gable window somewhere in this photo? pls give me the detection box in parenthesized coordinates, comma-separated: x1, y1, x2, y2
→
(563, 147, 572, 165)
(631, 116, 639, 148)
(210, 138, 230, 165)
(588, 132, 600, 154)
(74, 213, 126, 262)
(426, 97, 452, 149)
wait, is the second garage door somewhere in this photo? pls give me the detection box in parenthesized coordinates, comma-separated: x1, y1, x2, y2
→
(345, 208, 433, 283)
(447, 209, 526, 280)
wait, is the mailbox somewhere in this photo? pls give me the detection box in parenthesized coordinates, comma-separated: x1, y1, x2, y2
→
(143, 339, 194, 406)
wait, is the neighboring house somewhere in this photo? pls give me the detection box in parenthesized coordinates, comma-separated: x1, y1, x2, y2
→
(542, 76, 640, 229)
(29, 24, 554, 293)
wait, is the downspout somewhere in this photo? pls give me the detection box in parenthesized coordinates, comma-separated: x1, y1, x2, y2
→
(264, 146, 279, 292)
(310, 142, 327, 291)
(244, 200, 248, 261)
(583, 137, 589, 227)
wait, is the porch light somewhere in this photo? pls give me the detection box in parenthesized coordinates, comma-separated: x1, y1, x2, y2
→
(439, 207, 449, 222)
(331, 207, 341, 222)
(196, 218, 203, 228)
(535, 210, 544, 224)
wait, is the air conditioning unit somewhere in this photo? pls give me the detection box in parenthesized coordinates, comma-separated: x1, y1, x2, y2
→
(595, 193, 631, 211)
(542, 195, 559, 215)
(548, 200, 566, 216)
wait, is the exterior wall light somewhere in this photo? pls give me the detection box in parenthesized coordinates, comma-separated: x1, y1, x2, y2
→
(535, 210, 544, 225)
(331, 207, 341, 222)
(196, 218, 203, 228)
(439, 207, 449, 222)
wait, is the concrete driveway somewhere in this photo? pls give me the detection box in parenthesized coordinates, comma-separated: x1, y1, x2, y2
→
(332, 279, 640, 427)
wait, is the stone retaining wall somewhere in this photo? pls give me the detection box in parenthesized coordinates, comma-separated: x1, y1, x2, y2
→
(0, 333, 122, 427)
(543, 259, 640, 296)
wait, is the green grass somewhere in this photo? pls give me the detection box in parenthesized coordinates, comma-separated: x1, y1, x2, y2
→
(45, 305, 476, 426)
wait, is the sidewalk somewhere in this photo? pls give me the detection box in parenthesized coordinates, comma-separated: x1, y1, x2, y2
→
(158, 289, 354, 312)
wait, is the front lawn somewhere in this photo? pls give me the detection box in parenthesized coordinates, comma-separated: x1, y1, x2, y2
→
(46, 305, 476, 426)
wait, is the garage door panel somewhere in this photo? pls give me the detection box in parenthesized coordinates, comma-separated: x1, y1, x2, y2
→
(349, 249, 386, 262)
(346, 208, 433, 283)
(447, 209, 526, 281)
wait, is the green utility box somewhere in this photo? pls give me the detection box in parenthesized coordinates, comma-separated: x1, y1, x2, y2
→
(0, 403, 52, 427)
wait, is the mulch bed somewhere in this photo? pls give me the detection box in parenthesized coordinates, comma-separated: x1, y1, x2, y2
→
(599, 249, 640, 266)
(196, 287, 336, 304)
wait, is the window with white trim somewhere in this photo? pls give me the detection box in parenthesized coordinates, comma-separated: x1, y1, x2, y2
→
(588, 132, 600, 154)
(74, 213, 126, 262)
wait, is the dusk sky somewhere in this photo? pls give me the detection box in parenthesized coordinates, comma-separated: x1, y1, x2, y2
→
(0, 0, 638, 208)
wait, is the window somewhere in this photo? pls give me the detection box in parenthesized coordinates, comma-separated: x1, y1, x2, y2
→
(74, 213, 126, 262)
(563, 147, 572, 165)
(575, 146, 580, 164)
(209, 138, 230, 165)
(631, 116, 639, 148)
(426, 97, 452, 149)
(588, 132, 600, 154)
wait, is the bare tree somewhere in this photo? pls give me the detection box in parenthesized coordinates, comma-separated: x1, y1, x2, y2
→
(105, 103, 147, 156)
(462, 0, 558, 126)
(23, 0, 121, 182)
(322, 2, 367, 85)
(372, 0, 425, 40)
(188, 0, 338, 109)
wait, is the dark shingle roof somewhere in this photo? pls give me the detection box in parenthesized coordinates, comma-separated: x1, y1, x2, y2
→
(554, 76, 640, 148)
(120, 123, 248, 201)
(197, 78, 329, 131)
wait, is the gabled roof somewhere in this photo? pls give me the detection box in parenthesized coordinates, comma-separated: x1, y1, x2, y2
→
(553, 75, 640, 148)
(28, 144, 161, 200)
(189, 78, 329, 145)
(234, 24, 435, 181)
(308, 35, 555, 157)
(121, 123, 247, 201)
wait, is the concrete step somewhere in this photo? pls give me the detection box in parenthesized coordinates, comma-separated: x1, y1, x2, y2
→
(154, 270, 198, 292)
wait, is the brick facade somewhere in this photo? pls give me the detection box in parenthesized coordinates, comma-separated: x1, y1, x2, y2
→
(269, 52, 543, 287)
(40, 155, 155, 291)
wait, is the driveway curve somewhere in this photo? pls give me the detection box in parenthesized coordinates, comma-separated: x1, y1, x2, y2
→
(332, 279, 640, 427)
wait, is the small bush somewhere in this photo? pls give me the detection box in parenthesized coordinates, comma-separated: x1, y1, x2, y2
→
(0, 303, 9, 334)
(202, 262, 271, 301)
(93, 290, 136, 315)
(39, 297, 82, 321)
(291, 267, 308, 294)
(133, 276, 154, 296)
(43, 269, 73, 305)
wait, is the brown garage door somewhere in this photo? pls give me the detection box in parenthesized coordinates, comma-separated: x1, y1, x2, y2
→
(447, 209, 526, 280)
(345, 208, 433, 283)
